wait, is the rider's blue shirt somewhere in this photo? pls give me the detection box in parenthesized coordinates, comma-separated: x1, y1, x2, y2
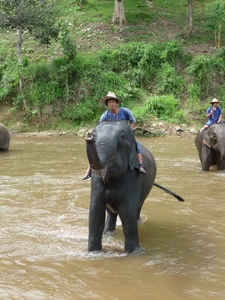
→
(100, 108, 141, 153)
(100, 108, 136, 123)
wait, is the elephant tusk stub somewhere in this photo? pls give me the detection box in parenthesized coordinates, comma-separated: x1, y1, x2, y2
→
(203, 138, 211, 148)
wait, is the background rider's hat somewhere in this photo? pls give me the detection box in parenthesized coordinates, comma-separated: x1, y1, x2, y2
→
(211, 98, 219, 104)
(100, 91, 122, 105)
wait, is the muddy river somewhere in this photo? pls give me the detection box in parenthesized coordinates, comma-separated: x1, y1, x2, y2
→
(1, 134, 225, 299)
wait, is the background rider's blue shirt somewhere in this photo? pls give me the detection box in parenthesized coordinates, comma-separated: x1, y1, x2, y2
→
(206, 106, 222, 126)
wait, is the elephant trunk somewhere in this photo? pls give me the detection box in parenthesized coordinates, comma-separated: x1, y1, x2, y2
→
(85, 132, 103, 170)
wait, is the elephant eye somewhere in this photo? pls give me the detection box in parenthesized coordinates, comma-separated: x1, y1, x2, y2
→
(120, 132, 126, 139)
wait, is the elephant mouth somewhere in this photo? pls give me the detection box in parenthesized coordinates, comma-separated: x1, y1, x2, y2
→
(94, 166, 107, 182)
(93, 154, 114, 175)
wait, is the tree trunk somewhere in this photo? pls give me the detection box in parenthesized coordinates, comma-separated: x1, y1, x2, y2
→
(112, 0, 127, 26)
(217, 23, 221, 49)
(215, 27, 218, 49)
(187, 0, 195, 37)
(17, 26, 28, 110)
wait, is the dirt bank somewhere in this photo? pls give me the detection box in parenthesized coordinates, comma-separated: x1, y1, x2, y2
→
(9, 121, 198, 139)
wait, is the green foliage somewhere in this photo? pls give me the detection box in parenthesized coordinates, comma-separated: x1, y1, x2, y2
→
(73, 0, 154, 24)
(131, 106, 149, 124)
(155, 63, 184, 96)
(21, 56, 78, 117)
(138, 40, 185, 88)
(186, 53, 225, 100)
(203, 1, 225, 48)
(0, 37, 223, 126)
(59, 19, 77, 60)
(187, 84, 201, 104)
(145, 95, 179, 118)
(185, 83, 204, 121)
(0, 0, 60, 111)
(187, 55, 211, 97)
(0, 53, 19, 103)
(132, 94, 187, 124)
(63, 98, 97, 124)
(1, 0, 225, 129)
(0, 0, 59, 45)
(97, 42, 146, 73)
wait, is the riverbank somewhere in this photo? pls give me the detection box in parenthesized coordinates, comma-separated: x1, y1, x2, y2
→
(1, 104, 199, 138)
(9, 121, 198, 138)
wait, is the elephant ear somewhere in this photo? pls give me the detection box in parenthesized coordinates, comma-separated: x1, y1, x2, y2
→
(203, 127, 215, 148)
(129, 142, 138, 170)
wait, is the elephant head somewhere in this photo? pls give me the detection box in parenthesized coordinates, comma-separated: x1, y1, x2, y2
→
(85, 121, 137, 181)
(203, 124, 225, 161)
(195, 123, 225, 171)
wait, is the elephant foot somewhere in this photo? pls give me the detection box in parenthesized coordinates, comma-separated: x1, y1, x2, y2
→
(126, 246, 145, 255)
(103, 229, 115, 236)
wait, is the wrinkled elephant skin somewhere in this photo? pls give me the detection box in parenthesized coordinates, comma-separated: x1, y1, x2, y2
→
(86, 121, 156, 254)
(0, 123, 10, 151)
(195, 123, 225, 171)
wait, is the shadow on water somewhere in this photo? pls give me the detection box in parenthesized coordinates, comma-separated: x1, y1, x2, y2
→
(1, 135, 225, 299)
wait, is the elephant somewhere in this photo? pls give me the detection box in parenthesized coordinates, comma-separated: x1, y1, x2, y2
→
(195, 123, 225, 171)
(0, 123, 10, 151)
(85, 120, 184, 254)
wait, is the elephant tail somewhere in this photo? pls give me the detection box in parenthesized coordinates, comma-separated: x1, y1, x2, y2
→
(153, 182, 185, 202)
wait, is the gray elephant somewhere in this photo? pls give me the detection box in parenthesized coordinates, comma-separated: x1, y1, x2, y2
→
(195, 123, 225, 171)
(0, 123, 10, 151)
(85, 121, 184, 254)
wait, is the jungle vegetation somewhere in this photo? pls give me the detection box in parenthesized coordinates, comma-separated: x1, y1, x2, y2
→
(0, 0, 225, 132)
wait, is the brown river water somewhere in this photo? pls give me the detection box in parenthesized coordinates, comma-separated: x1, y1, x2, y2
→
(1, 134, 225, 300)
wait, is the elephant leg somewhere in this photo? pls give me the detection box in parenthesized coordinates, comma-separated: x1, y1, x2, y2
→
(88, 198, 106, 252)
(217, 159, 225, 170)
(137, 203, 144, 221)
(202, 159, 212, 171)
(201, 146, 212, 171)
(104, 208, 117, 235)
(119, 204, 140, 253)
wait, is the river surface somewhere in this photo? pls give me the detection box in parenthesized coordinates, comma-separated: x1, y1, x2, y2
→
(1, 134, 225, 300)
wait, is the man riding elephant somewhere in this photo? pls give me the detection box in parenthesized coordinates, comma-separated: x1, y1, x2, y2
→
(200, 98, 222, 133)
(82, 91, 146, 180)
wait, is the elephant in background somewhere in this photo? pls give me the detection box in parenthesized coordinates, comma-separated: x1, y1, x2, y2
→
(85, 120, 184, 254)
(195, 123, 225, 171)
(0, 123, 10, 151)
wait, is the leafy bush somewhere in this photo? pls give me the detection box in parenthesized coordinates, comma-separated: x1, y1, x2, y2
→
(97, 42, 146, 73)
(186, 55, 213, 100)
(0, 53, 19, 104)
(137, 40, 185, 88)
(2, 36, 225, 127)
(63, 99, 97, 123)
(187, 53, 225, 101)
(145, 95, 179, 118)
(155, 63, 183, 96)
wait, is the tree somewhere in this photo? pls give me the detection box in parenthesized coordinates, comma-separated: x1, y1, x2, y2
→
(0, 0, 59, 110)
(198, 0, 206, 23)
(112, 0, 127, 26)
(212, 1, 225, 49)
(187, 0, 196, 37)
